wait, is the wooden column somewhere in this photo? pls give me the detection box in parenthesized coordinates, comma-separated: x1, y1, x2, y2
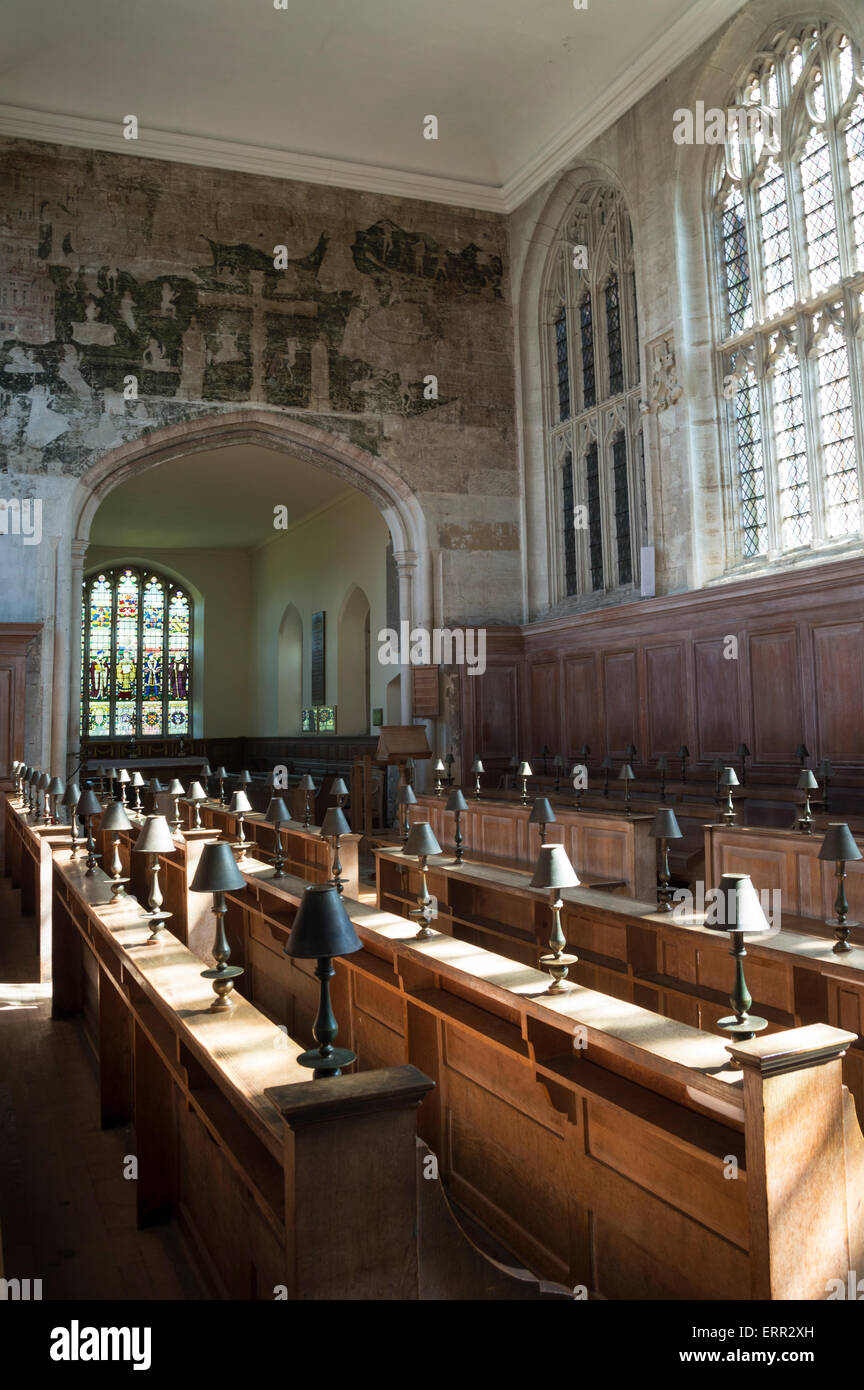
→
(266, 1064, 434, 1299)
(731, 1023, 861, 1300)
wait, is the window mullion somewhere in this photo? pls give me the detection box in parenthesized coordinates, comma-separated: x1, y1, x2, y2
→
(798, 312, 827, 544)
(758, 352, 783, 557)
(842, 287, 864, 522)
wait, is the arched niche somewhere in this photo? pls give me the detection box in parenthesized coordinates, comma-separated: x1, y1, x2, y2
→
(277, 603, 303, 736)
(337, 585, 371, 735)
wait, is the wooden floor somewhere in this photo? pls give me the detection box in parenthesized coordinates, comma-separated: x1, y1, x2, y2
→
(0, 872, 206, 1300)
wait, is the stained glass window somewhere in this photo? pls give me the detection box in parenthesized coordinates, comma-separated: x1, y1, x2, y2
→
(545, 185, 641, 600)
(81, 567, 192, 739)
(715, 23, 864, 565)
(554, 307, 570, 422)
(612, 434, 632, 584)
(561, 452, 578, 596)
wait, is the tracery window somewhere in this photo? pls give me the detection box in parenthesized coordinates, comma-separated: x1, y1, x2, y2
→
(543, 185, 643, 600)
(715, 23, 864, 564)
(82, 567, 192, 738)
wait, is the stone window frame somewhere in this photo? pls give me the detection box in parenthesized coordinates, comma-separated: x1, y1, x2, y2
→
(541, 183, 644, 604)
(711, 19, 864, 573)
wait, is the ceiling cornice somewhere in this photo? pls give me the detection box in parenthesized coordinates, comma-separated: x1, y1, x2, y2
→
(0, 0, 749, 216)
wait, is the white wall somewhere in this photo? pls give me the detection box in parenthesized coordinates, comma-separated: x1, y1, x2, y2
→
(249, 491, 389, 736)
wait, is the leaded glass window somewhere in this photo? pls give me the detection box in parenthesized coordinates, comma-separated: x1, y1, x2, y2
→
(82, 567, 193, 738)
(544, 185, 642, 600)
(714, 22, 864, 565)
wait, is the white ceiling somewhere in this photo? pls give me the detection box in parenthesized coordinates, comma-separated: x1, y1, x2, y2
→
(89, 445, 355, 550)
(0, 0, 749, 211)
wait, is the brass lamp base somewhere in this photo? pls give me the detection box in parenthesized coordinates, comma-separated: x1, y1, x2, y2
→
(201, 963, 244, 1012)
(719, 1011, 768, 1066)
(144, 910, 171, 945)
(827, 918, 860, 953)
(296, 1044, 356, 1079)
(539, 950, 577, 993)
(109, 875, 130, 902)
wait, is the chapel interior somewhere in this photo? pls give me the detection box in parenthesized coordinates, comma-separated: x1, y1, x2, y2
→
(3, 0, 864, 1307)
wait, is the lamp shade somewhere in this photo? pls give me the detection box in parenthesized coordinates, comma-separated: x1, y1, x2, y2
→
(517, 761, 533, 777)
(60, 781, 80, 808)
(706, 873, 772, 934)
(230, 790, 252, 814)
(321, 806, 351, 839)
(678, 745, 689, 758)
(38, 772, 51, 790)
(818, 823, 863, 863)
(109, 768, 119, 780)
(655, 756, 669, 773)
(528, 796, 556, 825)
(284, 883, 362, 960)
(817, 758, 834, 777)
(47, 776, 65, 796)
(200, 762, 212, 778)
(618, 763, 635, 781)
(187, 781, 207, 802)
(238, 770, 253, 785)
(299, 774, 316, 792)
(650, 808, 682, 840)
(530, 843, 580, 891)
(97, 764, 107, 776)
(403, 821, 442, 858)
(600, 755, 613, 771)
(434, 758, 446, 773)
(446, 788, 468, 813)
(795, 743, 810, 759)
(132, 815, 176, 855)
(190, 841, 247, 893)
(76, 788, 102, 818)
(214, 766, 228, 779)
(711, 757, 724, 773)
(737, 743, 750, 758)
(117, 769, 131, 785)
(131, 771, 146, 788)
(147, 777, 163, 794)
(330, 777, 348, 797)
(100, 800, 133, 833)
(719, 766, 740, 788)
(508, 755, 520, 769)
(624, 743, 638, 759)
(168, 779, 186, 796)
(471, 758, 485, 773)
(797, 769, 819, 791)
(397, 784, 417, 807)
(265, 796, 291, 824)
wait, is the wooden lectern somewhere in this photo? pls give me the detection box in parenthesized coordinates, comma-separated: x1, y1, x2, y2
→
(351, 725, 432, 839)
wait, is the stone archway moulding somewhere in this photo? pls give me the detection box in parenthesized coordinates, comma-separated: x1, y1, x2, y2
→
(59, 409, 432, 772)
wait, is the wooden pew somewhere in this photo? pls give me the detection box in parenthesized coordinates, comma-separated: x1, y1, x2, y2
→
(185, 798, 360, 899)
(218, 854, 864, 1300)
(705, 821, 864, 922)
(49, 849, 436, 1300)
(3, 793, 70, 980)
(413, 792, 655, 899)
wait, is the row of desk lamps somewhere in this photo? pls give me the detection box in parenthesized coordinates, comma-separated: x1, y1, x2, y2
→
(9, 757, 862, 1075)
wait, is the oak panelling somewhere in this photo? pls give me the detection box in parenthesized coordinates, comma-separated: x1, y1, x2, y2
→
(693, 637, 740, 760)
(0, 623, 40, 778)
(477, 811, 520, 862)
(528, 660, 561, 754)
(473, 662, 520, 760)
(813, 622, 864, 759)
(562, 654, 601, 756)
(749, 629, 804, 766)
(602, 651, 639, 756)
(705, 823, 864, 923)
(644, 643, 687, 758)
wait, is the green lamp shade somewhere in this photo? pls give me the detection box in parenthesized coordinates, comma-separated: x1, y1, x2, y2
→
(655, 757, 669, 773)
(818, 824, 863, 863)
(100, 800, 133, 833)
(817, 758, 834, 777)
(517, 761, 533, 777)
(797, 769, 819, 790)
(132, 815, 176, 854)
(678, 745, 689, 757)
(200, 763, 213, 778)
(529, 797, 556, 825)
(214, 766, 228, 779)
(168, 779, 186, 796)
(187, 781, 207, 802)
(47, 776, 65, 796)
(618, 763, 635, 781)
(265, 796, 291, 824)
(795, 743, 810, 759)
(649, 808, 683, 839)
(403, 821, 442, 858)
(147, 777, 163, 793)
(76, 788, 102, 818)
(131, 771, 146, 788)
(530, 843, 580, 890)
(230, 790, 252, 814)
(705, 873, 772, 934)
(283, 883, 362, 960)
(719, 766, 740, 788)
(321, 806, 350, 839)
(737, 743, 750, 757)
(471, 758, 485, 773)
(397, 784, 417, 806)
(711, 757, 724, 773)
(299, 774, 316, 792)
(61, 781, 80, 808)
(190, 841, 247, 893)
(446, 788, 469, 813)
(117, 769, 131, 785)
(238, 770, 253, 785)
(624, 743, 638, 758)
(39, 772, 51, 790)
(600, 755, 613, 770)
(330, 778, 349, 797)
